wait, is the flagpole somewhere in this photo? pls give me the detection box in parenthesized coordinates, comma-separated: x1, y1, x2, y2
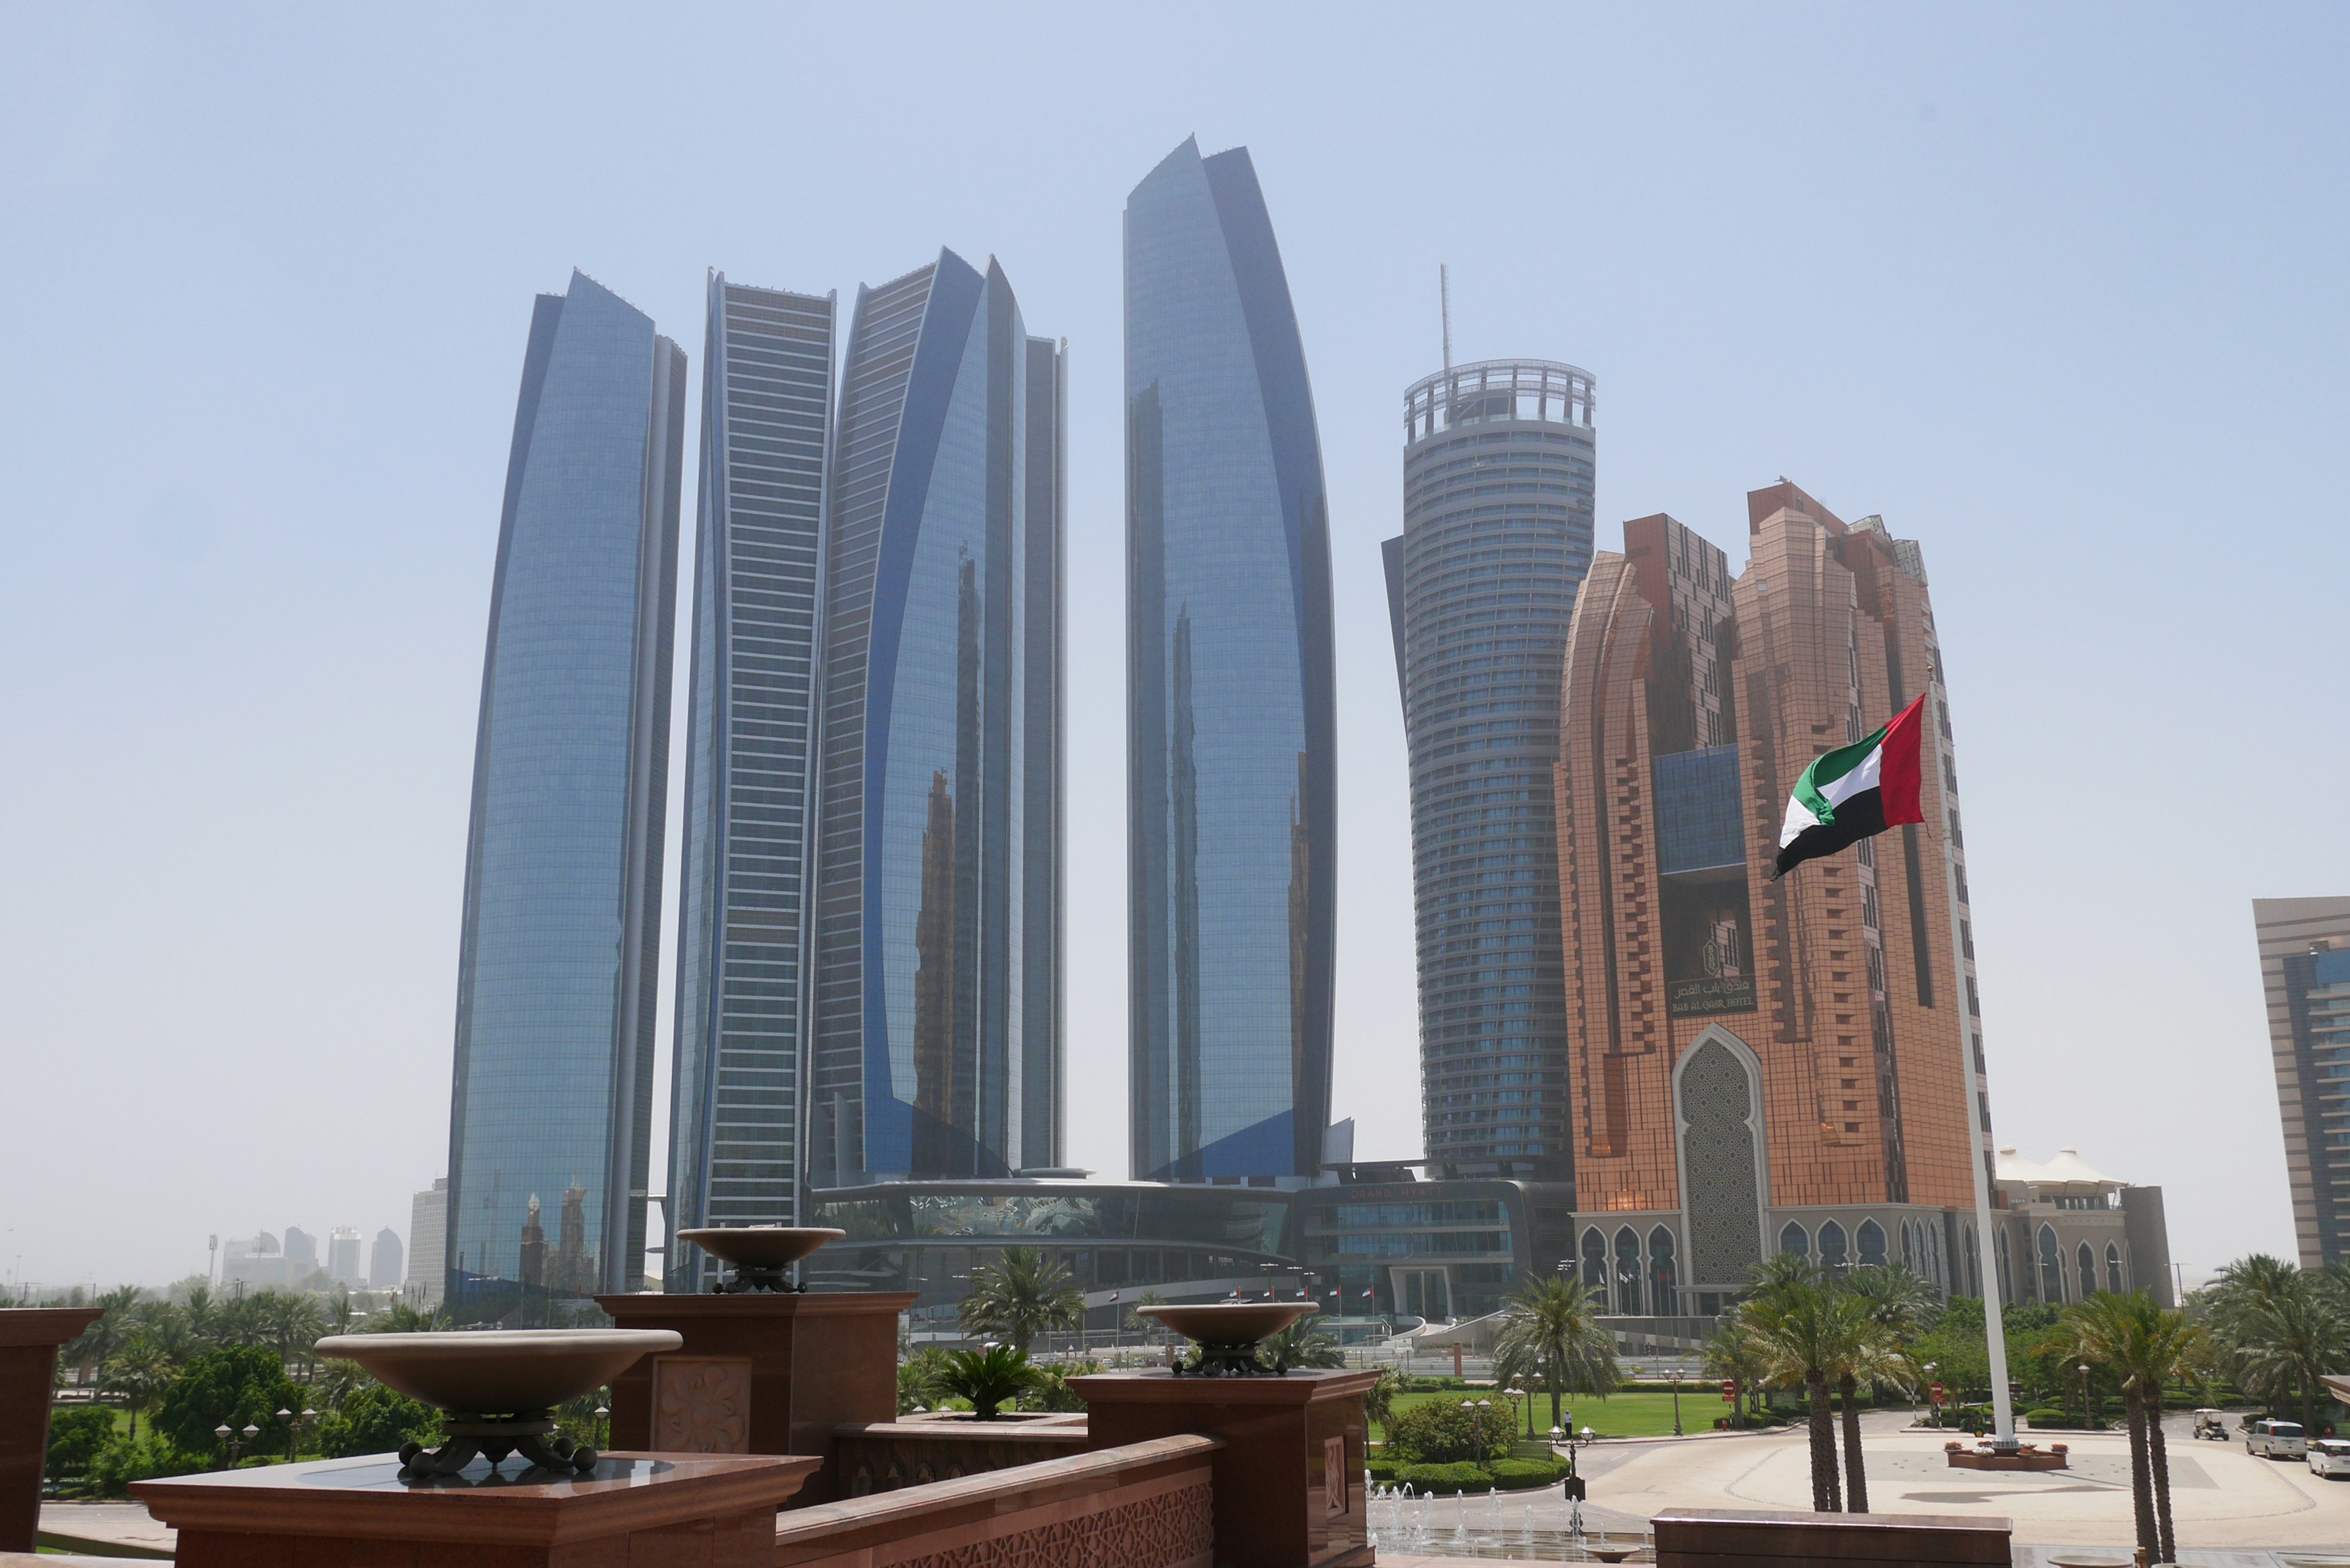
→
(1927, 663, 2015, 1450)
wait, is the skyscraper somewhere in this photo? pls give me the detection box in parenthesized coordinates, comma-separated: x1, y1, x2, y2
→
(370, 1227, 405, 1291)
(810, 248, 1064, 1187)
(1386, 360, 1596, 1179)
(666, 277, 835, 1292)
(447, 270, 684, 1305)
(327, 1226, 362, 1286)
(1553, 486, 1993, 1314)
(406, 1179, 446, 1305)
(2253, 896, 2350, 1269)
(1125, 137, 1335, 1183)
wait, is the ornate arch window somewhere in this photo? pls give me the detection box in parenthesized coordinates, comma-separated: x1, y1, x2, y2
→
(1649, 1226, 1680, 1316)
(1581, 1228, 1609, 1300)
(2037, 1224, 2065, 1304)
(1614, 1227, 1646, 1316)
(1780, 1221, 1810, 1260)
(1963, 1225, 1979, 1298)
(1819, 1220, 1849, 1275)
(2077, 1242, 2098, 1301)
(1857, 1219, 1886, 1267)
(1899, 1221, 1914, 1270)
(2105, 1242, 2125, 1294)
(1930, 1223, 1945, 1288)
(1996, 1228, 2013, 1304)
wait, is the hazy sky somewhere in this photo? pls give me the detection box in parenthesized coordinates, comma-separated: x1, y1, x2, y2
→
(4, 4, 2344, 1294)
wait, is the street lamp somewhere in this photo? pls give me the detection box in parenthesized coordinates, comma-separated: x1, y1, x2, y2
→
(594, 1405, 611, 1450)
(1668, 1368, 1684, 1436)
(1923, 1361, 1939, 1428)
(2078, 1362, 2093, 1429)
(275, 1406, 314, 1463)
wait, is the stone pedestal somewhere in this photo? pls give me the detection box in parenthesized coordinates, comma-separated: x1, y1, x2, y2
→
(0, 1307, 102, 1554)
(595, 1292, 914, 1503)
(1072, 1368, 1376, 1568)
(135, 1450, 819, 1568)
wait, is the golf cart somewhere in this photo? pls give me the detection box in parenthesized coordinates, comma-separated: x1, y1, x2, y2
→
(2191, 1409, 2230, 1441)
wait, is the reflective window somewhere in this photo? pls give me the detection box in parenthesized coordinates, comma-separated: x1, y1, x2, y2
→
(1649, 1226, 1679, 1315)
(1819, 1221, 1849, 1275)
(2105, 1242, 2125, 1294)
(1614, 1227, 1644, 1315)
(1581, 1227, 1609, 1297)
(2038, 1225, 2065, 1303)
(1857, 1219, 1886, 1267)
(2077, 1242, 2098, 1301)
(1780, 1222, 1810, 1260)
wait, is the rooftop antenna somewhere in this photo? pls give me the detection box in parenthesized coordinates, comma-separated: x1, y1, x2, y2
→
(1440, 263, 1453, 378)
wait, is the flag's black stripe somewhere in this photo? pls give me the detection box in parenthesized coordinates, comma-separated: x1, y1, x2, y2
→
(1774, 786, 1889, 877)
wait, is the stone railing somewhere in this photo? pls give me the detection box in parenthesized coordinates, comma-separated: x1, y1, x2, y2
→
(831, 1413, 1089, 1496)
(774, 1434, 1217, 1568)
(1655, 1506, 2012, 1567)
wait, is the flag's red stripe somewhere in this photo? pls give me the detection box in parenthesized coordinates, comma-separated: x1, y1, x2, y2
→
(1878, 691, 1928, 826)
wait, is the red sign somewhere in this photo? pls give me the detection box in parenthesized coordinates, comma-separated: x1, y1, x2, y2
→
(1930, 1383, 1946, 1403)
(1720, 1380, 1736, 1402)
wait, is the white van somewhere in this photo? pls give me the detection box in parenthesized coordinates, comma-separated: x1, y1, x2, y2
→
(2308, 1438, 2350, 1477)
(2245, 1418, 2308, 1459)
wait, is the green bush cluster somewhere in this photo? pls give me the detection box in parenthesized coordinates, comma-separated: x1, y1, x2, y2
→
(83, 1436, 203, 1497)
(1382, 1396, 1516, 1466)
(153, 1346, 302, 1458)
(45, 1408, 116, 1488)
(315, 1385, 441, 1458)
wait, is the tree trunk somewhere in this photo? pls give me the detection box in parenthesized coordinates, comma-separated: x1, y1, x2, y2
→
(2124, 1383, 2156, 1562)
(2146, 1394, 2176, 1566)
(1838, 1372, 1869, 1513)
(1807, 1372, 1842, 1512)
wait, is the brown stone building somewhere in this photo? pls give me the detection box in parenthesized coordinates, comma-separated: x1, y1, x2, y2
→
(1552, 483, 1996, 1316)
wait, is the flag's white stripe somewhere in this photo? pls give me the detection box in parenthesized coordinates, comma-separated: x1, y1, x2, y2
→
(1818, 740, 1883, 809)
(1779, 739, 1884, 848)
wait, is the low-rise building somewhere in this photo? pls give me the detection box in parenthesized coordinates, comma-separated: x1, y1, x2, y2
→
(1990, 1146, 2174, 1307)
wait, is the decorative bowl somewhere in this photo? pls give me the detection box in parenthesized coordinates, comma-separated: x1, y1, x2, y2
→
(673, 1226, 845, 1272)
(1135, 1301, 1318, 1349)
(313, 1329, 680, 1417)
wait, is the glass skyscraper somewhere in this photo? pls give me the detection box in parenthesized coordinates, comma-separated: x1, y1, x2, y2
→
(811, 248, 1064, 1186)
(1125, 138, 1335, 1182)
(666, 275, 835, 1292)
(1387, 361, 1595, 1178)
(447, 270, 684, 1305)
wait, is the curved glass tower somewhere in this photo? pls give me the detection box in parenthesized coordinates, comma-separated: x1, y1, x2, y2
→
(1126, 138, 1335, 1182)
(1389, 361, 1595, 1178)
(811, 248, 1063, 1185)
(447, 270, 685, 1307)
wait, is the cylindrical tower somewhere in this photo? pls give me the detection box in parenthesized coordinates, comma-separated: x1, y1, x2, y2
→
(1396, 359, 1595, 1178)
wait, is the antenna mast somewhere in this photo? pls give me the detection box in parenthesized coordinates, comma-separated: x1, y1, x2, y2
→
(1440, 263, 1453, 378)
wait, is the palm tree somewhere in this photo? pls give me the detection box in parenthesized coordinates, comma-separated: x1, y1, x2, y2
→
(1363, 1367, 1403, 1442)
(1701, 1317, 1770, 1427)
(2230, 1286, 2344, 1446)
(2069, 1291, 2207, 1565)
(102, 1338, 175, 1441)
(1490, 1274, 1619, 1432)
(1742, 1268, 1870, 1513)
(933, 1344, 1040, 1421)
(959, 1248, 1084, 1353)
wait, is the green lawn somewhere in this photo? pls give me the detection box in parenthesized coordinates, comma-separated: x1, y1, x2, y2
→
(1378, 1388, 1739, 1443)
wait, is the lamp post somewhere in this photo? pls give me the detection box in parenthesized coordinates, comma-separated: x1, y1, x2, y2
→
(275, 1406, 314, 1463)
(594, 1404, 610, 1450)
(1477, 1398, 1492, 1460)
(1924, 1361, 1939, 1428)
(2078, 1362, 2093, 1430)
(1668, 1368, 1684, 1436)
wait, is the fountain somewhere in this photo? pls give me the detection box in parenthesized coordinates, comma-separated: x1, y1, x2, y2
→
(313, 1328, 680, 1477)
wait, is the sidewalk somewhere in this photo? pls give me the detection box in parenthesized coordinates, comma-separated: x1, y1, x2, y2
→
(37, 1501, 176, 1559)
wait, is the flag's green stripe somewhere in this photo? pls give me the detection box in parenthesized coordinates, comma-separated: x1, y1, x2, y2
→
(1791, 722, 1889, 827)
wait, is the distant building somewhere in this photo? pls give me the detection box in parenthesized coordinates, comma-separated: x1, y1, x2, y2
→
(1553, 487, 1996, 1315)
(406, 1179, 447, 1305)
(1386, 359, 1596, 1180)
(327, 1227, 362, 1286)
(1125, 136, 1335, 1182)
(283, 1226, 318, 1279)
(369, 1228, 403, 1291)
(2253, 897, 2350, 1269)
(446, 270, 685, 1304)
(1991, 1147, 2173, 1307)
(222, 1232, 289, 1290)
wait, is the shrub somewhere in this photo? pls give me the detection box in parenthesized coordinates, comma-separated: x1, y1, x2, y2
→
(1018, 1360, 1100, 1414)
(931, 1345, 1039, 1421)
(1384, 1397, 1515, 1466)
(1365, 1457, 1398, 1483)
(83, 1435, 203, 1498)
(1490, 1456, 1569, 1490)
(315, 1384, 441, 1458)
(46, 1408, 116, 1488)
(2022, 1408, 2070, 1428)
(1393, 1462, 1493, 1495)
(154, 1346, 301, 1459)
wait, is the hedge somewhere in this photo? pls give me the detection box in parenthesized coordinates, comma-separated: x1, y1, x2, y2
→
(1490, 1457, 1569, 1490)
(1392, 1462, 1494, 1494)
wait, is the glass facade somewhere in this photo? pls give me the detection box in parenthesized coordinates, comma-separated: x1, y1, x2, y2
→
(666, 277, 835, 1293)
(447, 271, 684, 1307)
(813, 250, 1063, 1186)
(1126, 137, 1335, 1181)
(1391, 360, 1594, 1174)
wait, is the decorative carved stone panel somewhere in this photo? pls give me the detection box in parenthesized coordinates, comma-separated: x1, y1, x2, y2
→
(651, 1355, 752, 1454)
(1680, 1034, 1764, 1287)
(884, 1480, 1214, 1568)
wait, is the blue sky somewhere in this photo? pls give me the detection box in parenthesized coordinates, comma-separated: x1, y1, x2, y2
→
(2, 2, 2343, 1291)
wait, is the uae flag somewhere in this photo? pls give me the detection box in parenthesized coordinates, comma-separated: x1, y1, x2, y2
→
(1774, 692, 1928, 878)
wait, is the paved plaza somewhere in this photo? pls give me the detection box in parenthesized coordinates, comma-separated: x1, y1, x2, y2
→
(1373, 1410, 2350, 1563)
